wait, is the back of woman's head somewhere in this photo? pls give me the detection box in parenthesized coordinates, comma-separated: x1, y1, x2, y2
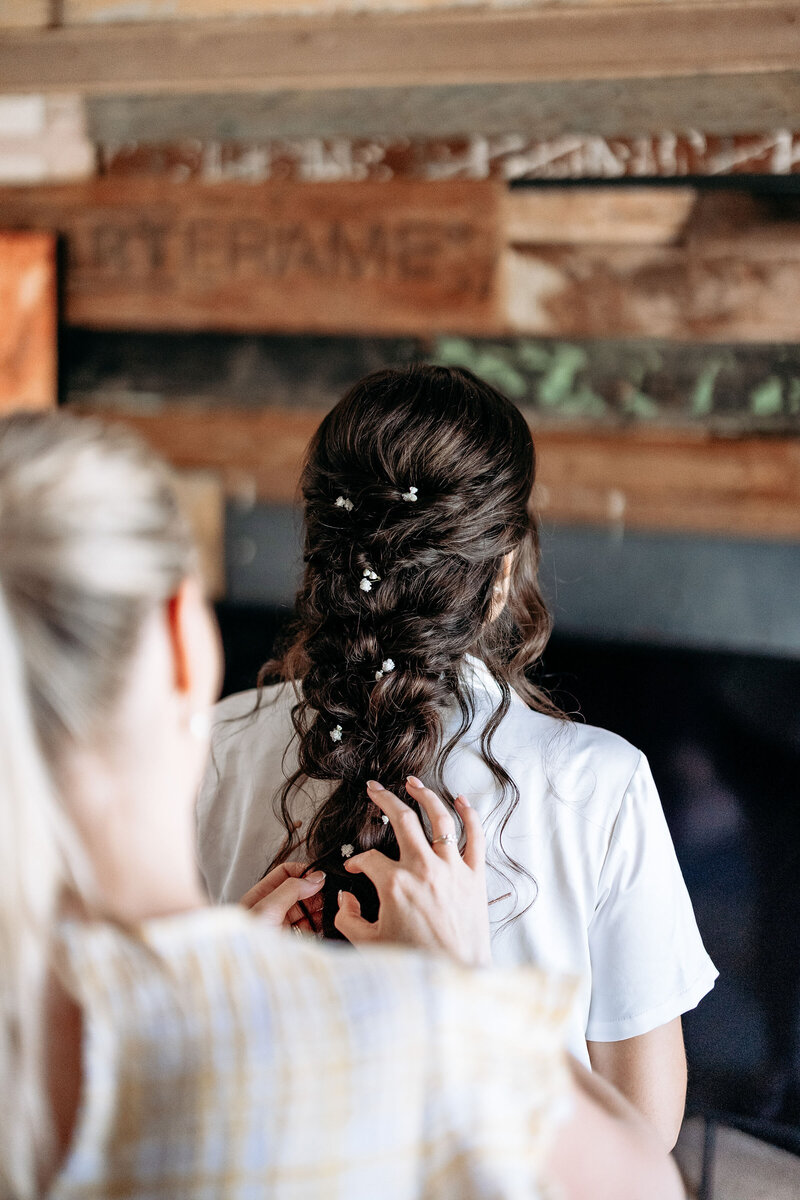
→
(268, 364, 557, 935)
(0, 411, 194, 1200)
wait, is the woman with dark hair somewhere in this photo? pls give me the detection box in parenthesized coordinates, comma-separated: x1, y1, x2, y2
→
(198, 364, 717, 1148)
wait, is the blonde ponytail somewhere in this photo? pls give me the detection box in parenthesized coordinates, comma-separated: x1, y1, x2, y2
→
(0, 579, 65, 1198)
(0, 412, 195, 1198)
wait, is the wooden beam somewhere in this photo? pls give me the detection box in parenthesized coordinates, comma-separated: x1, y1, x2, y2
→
(0, 232, 56, 412)
(5, 5, 800, 95)
(68, 404, 800, 541)
(172, 469, 226, 598)
(0, 178, 502, 336)
(10, 179, 800, 341)
(504, 188, 696, 246)
(504, 239, 800, 341)
(0, 1, 52, 27)
(84, 76, 800, 144)
(61, 0, 774, 20)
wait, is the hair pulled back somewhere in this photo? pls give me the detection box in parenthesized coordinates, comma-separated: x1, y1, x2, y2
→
(266, 365, 560, 936)
(0, 412, 195, 1199)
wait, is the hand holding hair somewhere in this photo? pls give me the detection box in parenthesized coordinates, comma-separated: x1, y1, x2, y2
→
(240, 861, 326, 933)
(335, 778, 491, 967)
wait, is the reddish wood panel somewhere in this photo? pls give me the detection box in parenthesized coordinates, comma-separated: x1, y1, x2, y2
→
(71, 404, 800, 541)
(0, 178, 501, 335)
(0, 232, 56, 412)
(99, 131, 800, 185)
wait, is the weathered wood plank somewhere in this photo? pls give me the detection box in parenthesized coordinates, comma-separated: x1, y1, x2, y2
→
(505, 240, 800, 341)
(0, 178, 502, 335)
(62, 0, 759, 20)
(70, 403, 800, 540)
(7, 179, 800, 340)
(0, 95, 94, 185)
(99, 133, 800, 185)
(86, 76, 800, 144)
(172, 469, 225, 598)
(58, 328, 800, 431)
(0, 232, 56, 412)
(5, 5, 800, 95)
(0, 1, 51, 27)
(504, 188, 696, 246)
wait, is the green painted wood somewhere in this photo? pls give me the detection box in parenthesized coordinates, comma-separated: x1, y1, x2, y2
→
(60, 327, 800, 432)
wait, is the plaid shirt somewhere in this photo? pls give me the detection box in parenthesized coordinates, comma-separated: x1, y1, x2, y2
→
(52, 907, 574, 1200)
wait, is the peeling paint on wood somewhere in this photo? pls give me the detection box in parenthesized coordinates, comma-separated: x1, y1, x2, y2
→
(99, 131, 800, 183)
(505, 242, 800, 342)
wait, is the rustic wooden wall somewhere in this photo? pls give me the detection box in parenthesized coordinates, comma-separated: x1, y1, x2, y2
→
(4, 0, 800, 556)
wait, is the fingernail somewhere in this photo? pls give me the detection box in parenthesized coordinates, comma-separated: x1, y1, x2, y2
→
(337, 890, 344, 906)
(454, 794, 471, 808)
(406, 775, 423, 788)
(366, 779, 381, 790)
(307, 870, 325, 884)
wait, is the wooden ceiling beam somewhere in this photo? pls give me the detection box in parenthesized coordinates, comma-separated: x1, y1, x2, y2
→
(4, 4, 800, 95)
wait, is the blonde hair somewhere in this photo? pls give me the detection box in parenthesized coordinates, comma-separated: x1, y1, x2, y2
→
(0, 412, 195, 1199)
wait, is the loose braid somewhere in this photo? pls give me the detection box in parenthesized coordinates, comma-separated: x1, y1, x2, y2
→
(263, 365, 563, 936)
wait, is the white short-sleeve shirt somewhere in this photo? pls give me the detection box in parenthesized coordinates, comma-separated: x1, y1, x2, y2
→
(197, 655, 717, 1063)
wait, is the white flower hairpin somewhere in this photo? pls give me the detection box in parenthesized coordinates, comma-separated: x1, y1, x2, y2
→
(329, 724, 343, 743)
(335, 495, 354, 511)
(374, 658, 395, 681)
(359, 566, 380, 592)
(341, 843, 355, 859)
(401, 486, 418, 503)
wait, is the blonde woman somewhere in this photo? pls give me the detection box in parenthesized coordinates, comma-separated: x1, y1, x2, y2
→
(0, 411, 681, 1200)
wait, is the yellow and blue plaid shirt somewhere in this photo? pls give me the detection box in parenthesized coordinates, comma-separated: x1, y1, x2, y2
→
(52, 907, 574, 1199)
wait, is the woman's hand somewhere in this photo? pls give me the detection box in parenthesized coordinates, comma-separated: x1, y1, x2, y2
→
(335, 777, 491, 967)
(240, 862, 325, 933)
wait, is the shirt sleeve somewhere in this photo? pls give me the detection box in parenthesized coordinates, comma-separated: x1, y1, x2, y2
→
(586, 753, 718, 1042)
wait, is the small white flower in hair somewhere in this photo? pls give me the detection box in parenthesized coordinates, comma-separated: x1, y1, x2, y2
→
(359, 566, 380, 592)
(375, 658, 395, 681)
(401, 486, 418, 503)
(335, 495, 354, 511)
(341, 843, 355, 859)
(330, 724, 343, 743)
(381, 814, 390, 825)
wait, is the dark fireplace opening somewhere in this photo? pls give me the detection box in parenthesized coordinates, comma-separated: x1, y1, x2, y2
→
(215, 601, 800, 1148)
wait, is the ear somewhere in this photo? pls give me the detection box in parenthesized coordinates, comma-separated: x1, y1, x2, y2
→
(165, 575, 222, 704)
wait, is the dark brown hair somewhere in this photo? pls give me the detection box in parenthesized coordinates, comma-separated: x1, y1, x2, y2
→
(263, 364, 562, 935)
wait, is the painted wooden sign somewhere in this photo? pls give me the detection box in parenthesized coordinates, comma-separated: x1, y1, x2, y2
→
(0, 179, 501, 335)
(0, 232, 56, 411)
